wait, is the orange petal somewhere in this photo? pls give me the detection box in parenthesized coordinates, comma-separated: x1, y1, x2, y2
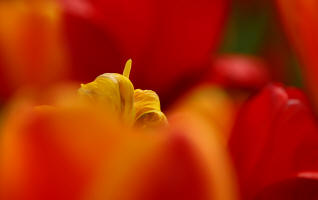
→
(0, 0, 68, 97)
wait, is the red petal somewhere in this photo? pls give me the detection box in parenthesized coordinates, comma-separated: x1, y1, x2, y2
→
(60, 0, 229, 104)
(229, 85, 318, 199)
(255, 177, 318, 200)
(276, 0, 318, 112)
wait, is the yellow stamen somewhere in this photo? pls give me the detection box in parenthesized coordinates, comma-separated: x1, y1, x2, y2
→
(123, 59, 132, 78)
(78, 58, 167, 128)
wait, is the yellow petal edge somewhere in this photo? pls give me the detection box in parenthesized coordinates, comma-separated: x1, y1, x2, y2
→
(78, 59, 167, 128)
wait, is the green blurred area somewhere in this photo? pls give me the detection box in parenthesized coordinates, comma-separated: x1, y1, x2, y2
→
(219, 0, 304, 88)
(220, 1, 269, 54)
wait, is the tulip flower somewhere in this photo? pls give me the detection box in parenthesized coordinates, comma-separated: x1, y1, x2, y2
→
(78, 59, 167, 128)
(0, 101, 238, 200)
(0, 0, 229, 106)
(206, 55, 271, 90)
(229, 84, 318, 199)
(0, 0, 67, 99)
(0, 61, 238, 200)
(275, 0, 318, 112)
(61, 0, 229, 104)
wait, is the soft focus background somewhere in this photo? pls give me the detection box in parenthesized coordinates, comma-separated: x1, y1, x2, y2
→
(0, 0, 307, 107)
(1, 0, 318, 200)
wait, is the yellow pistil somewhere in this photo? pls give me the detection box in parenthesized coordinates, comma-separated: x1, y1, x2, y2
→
(78, 59, 167, 128)
(123, 59, 132, 78)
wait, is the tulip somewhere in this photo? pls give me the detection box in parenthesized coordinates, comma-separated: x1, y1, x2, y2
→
(275, 0, 318, 112)
(0, 101, 238, 200)
(60, 0, 229, 103)
(0, 0, 67, 99)
(0, 61, 238, 200)
(229, 84, 318, 199)
(206, 55, 271, 90)
(0, 98, 121, 200)
(78, 59, 167, 128)
(0, 0, 229, 105)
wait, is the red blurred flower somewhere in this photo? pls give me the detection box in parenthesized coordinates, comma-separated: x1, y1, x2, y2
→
(60, 0, 229, 104)
(0, 88, 238, 200)
(0, 0, 229, 105)
(275, 0, 318, 112)
(206, 55, 271, 90)
(229, 84, 318, 199)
